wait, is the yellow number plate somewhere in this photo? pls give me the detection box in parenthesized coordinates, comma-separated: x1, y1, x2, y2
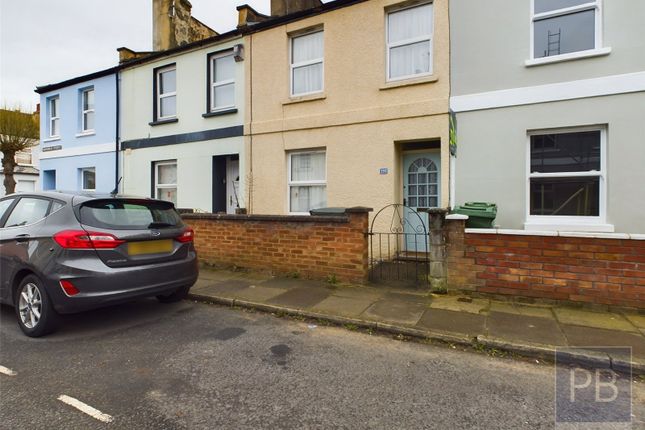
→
(128, 239, 173, 255)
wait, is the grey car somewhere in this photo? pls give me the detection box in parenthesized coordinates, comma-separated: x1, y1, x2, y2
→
(0, 192, 198, 337)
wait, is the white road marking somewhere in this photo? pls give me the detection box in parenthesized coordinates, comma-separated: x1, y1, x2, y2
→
(0, 365, 17, 376)
(57, 395, 114, 423)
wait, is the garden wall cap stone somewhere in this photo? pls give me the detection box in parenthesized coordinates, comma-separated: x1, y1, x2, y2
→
(446, 214, 469, 220)
(345, 206, 374, 213)
(418, 207, 449, 214)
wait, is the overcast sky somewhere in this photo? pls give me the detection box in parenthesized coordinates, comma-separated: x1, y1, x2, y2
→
(0, 0, 281, 111)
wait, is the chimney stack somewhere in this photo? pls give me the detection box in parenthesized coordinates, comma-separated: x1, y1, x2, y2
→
(270, 0, 323, 17)
(153, 0, 217, 51)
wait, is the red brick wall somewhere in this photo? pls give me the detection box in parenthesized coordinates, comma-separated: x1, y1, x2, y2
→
(182, 209, 370, 283)
(446, 219, 645, 309)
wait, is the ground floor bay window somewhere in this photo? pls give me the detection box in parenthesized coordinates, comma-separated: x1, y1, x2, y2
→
(526, 126, 608, 231)
(288, 150, 326, 214)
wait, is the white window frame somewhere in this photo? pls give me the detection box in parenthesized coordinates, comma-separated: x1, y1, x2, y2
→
(81, 88, 95, 133)
(49, 96, 60, 138)
(525, 125, 610, 232)
(287, 150, 327, 215)
(290, 30, 324, 97)
(386, 2, 434, 82)
(528, 0, 606, 65)
(156, 65, 177, 120)
(154, 160, 177, 203)
(80, 167, 96, 192)
(209, 52, 236, 112)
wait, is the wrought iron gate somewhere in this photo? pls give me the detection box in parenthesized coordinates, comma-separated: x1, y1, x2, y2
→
(368, 204, 429, 287)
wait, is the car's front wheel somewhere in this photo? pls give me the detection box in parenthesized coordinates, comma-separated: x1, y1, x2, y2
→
(15, 275, 58, 337)
(156, 285, 191, 303)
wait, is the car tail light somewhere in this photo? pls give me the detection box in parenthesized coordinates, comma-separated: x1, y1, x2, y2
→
(176, 227, 194, 243)
(53, 230, 125, 249)
(60, 280, 79, 296)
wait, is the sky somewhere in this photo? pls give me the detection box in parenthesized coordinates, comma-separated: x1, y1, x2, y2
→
(0, 0, 276, 112)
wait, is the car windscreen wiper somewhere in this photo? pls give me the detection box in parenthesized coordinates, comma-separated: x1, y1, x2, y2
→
(147, 222, 176, 229)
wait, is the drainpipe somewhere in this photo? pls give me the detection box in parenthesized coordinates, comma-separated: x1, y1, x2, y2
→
(113, 71, 121, 195)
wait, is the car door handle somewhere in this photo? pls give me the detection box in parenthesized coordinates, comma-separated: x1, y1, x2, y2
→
(15, 234, 30, 243)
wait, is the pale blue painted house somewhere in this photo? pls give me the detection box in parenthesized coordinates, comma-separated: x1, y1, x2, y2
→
(35, 67, 119, 193)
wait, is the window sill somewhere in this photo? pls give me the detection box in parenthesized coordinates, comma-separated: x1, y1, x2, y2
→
(75, 131, 95, 138)
(524, 221, 614, 233)
(149, 118, 179, 126)
(283, 93, 326, 105)
(525, 47, 612, 67)
(380, 75, 438, 90)
(202, 108, 238, 118)
(43, 137, 61, 143)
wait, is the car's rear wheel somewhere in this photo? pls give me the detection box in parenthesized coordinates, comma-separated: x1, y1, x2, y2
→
(15, 275, 58, 337)
(156, 285, 191, 303)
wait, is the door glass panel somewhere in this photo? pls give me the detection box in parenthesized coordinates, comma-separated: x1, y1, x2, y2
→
(408, 174, 416, 184)
(406, 157, 439, 208)
(429, 197, 438, 207)
(4, 198, 50, 227)
(418, 197, 428, 207)
(408, 197, 417, 207)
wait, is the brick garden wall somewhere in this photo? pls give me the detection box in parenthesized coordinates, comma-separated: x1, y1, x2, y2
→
(446, 219, 645, 309)
(182, 208, 370, 283)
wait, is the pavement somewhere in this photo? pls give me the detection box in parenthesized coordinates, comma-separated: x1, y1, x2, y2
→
(190, 268, 645, 375)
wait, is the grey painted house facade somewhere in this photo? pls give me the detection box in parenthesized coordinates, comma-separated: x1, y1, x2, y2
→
(450, 0, 645, 234)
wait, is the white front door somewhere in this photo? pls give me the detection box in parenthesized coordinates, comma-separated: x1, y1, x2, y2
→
(226, 158, 240, 214)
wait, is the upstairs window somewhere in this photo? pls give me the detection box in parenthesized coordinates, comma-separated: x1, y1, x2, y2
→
(387, 2, 433, 81)
(532, 0, 600, 59)
(290, 30, 324, 96)
(528, 128, 605, 221)
(81, 88, 95, 132)
(48, 96, 60, 138)
(155, 65, 177, 120)
(209, 52, 235, 112)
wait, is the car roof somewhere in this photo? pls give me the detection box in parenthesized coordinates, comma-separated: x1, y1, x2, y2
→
(1, 191, 152, 205)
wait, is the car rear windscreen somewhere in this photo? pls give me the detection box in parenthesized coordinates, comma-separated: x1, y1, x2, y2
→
(79, 199, 183, 230)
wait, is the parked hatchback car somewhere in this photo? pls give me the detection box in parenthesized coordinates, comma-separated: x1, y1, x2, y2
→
(0, 192, 198, 337)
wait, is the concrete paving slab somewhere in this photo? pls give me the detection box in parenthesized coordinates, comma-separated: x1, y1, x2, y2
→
(489, 302, 555, 319)
(416, 308, 486, 337)
(259, 277, 328, 290)
(554, 308, 637, 332)
(330, 287, 384, 302)
(198, 270, 240, 282)
(487, 312, 566, 346)
(429, 296, 489, 314)
(623, 313, 645, 329)
(266, 287, 332, 309)
(362, 300, 426, 326)
(383, 291, 430, 304)
(312, 296, 374, 318)
(560, 324, 645, 359)
(235, 285, 288, 302)
(190, 278, 220, 291)
(194, 279, 254, 297)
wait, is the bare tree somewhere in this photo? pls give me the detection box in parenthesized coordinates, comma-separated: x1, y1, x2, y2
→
(0, 107, 39, 195)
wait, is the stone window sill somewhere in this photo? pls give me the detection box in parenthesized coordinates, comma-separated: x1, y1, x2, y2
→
(149, 118, 179, 126)
(75, 131, 95, 138)
(202, 108, 238, 118)
(283, 93, 326, 105)
(42, 137, 61, 143)
(380, 75, 439, 91)
(525, 47, 612, 67)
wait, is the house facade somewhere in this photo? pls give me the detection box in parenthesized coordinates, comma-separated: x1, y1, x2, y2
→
(245, 0, 451, 230)
(119, 33, 246, 213)
(450, 0, 645, 233)
(36, 69, 118, 193)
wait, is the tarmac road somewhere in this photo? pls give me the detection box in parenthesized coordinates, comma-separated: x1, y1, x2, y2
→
(0, 299, 642, 429)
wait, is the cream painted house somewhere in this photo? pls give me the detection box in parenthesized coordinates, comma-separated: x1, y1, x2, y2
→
(243, 0, 451, 232)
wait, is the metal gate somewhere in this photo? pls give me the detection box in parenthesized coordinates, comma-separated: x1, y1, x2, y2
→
(368, 204, 429, 287)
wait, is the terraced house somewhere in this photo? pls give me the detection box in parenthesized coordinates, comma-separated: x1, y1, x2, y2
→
(118, 0, 246, 213)
(450, 0, 645, 234)
(35, 68, 118, 193)
(244, 0, 451, 228)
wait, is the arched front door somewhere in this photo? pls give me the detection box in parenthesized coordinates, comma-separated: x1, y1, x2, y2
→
(402, 153, 441, 252)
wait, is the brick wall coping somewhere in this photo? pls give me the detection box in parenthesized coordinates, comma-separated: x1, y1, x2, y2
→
(182, 213, 351, 223)
(464, 227, 645, 241)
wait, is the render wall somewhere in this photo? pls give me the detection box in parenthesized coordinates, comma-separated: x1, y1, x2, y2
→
(450, 0, 645, 95)
(453, 92, 645, 234)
